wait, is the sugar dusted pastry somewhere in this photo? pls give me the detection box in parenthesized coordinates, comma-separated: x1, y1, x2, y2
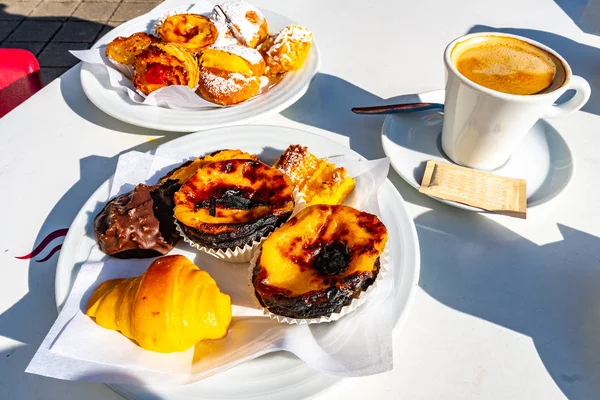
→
(259, 25, 313, 76)
(132, 42, 199, 95)
(252, 205, 388, 320)
(203, 44, 266, 76)
(156, 13, 218, 54)
(105, 32, 159, 65)
(212, 0, 268, 48)
(198, 45, 265, 105)
(86, 255, 232, 353)
(274, 144, 355, 206)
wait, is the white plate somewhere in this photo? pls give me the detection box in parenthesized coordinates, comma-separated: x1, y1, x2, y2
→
(55, 125, 420, 400)
(80, 1, 320, 132)
(381, 90, 574, 212)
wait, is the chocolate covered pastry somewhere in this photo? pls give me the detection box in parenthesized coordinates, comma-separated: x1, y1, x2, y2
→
(94, 160, 198, 259)
(94, 184, 177, 258)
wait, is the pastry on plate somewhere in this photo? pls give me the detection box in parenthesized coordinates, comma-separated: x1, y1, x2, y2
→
(202, 45, 265, 76)
(156, 13, 218, 54)
(274, 144, 355, 206)
(86, 255, 232, 353)
(94, 150, 257, 259)
(105, 32, 159, 65)
(252, 204, 388, 320)
(94, 184, 179, 259)
(198, 68, 260, 105)
(151, 149, 258, 238)
(259, 24, 313, 76)
(212, 0, 268, 48)
(174, 159, 295, 251)
(198, 45, 264, 105)
(132, 42, 199, 95)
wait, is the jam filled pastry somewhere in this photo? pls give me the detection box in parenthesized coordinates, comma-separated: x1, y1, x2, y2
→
(252, 205, 388, 320)
(212, 0, 268, 48)
(105, 32, 159, 65)
(86, 255, 232, 353)
(156, 13, 219, 54)
(198, 45, 265, 105)
(259, 24, 313, 76)
(132, 42, 200, 95)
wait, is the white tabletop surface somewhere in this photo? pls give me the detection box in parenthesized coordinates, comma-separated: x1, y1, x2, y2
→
(1, 0, 600, 398)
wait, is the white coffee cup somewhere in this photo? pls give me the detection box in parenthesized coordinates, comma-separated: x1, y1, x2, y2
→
(441, 32, 591, 170)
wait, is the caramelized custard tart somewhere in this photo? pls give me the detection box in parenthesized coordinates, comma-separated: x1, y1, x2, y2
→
(252, 204, 388, 319)
(174, 159, 295, 250)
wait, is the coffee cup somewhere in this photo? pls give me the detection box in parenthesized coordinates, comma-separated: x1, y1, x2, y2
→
(441, 32, 591, 170)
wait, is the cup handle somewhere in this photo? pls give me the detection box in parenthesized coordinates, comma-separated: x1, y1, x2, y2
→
(543, 75, 591, 118)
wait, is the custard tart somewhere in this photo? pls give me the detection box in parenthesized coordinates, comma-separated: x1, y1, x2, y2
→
(174, 159, 295, 250)
(252, 204, 388, 319)
(156, 13, 218, 54)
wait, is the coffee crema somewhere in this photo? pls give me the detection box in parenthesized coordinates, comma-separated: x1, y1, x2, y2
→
(451, 36, 560, 95)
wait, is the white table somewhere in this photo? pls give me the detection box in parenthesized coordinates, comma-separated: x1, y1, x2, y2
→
(1, 0, 600, 398)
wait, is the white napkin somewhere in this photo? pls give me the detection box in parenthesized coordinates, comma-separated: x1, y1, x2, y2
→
(26, 151, 394, 385)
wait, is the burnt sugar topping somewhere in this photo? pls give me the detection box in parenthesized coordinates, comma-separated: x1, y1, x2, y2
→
(252, 204, 388, 319)
(174, 159, 295, 250)
(94, 150, 258, 259)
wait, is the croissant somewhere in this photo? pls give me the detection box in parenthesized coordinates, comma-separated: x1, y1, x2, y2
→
(86, 255, 232, 353)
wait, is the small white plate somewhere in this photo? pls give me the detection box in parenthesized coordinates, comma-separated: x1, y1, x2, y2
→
(55, 125, 420, 400)
(80, 1, 320, 132)
(381, 90, 574, 212)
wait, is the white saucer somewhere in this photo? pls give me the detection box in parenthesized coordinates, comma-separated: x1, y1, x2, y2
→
(381, 90, 574, 212)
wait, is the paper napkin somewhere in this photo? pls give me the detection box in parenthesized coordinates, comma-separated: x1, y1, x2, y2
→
(27, 150, 394, 385)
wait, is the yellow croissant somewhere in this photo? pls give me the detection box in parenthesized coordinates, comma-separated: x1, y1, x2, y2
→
(86, 255, 232, 353)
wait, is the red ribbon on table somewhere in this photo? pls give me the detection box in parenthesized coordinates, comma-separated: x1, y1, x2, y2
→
(15, 228, 69, 263)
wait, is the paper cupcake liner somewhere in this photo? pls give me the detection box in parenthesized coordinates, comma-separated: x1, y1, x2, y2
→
(175, 188, 305, 263)
(151, 11, 179, 38)
(290, 188, 307, 216)
(107, 57, 134, 79)
(249, 242, 390, 325)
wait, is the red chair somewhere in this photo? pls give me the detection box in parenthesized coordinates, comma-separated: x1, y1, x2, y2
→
(0, 49, 44, 118)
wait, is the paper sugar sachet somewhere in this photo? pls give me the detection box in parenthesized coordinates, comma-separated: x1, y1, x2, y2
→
(419, 160, 527, 218)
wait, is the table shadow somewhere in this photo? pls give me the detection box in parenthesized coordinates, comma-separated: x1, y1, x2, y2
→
(280, 72, 426, 160)
(467, 25, 600, 116)
(0, 140, 174, 396)
(58, 65, 170, 136)
(554, 0, 600, 36)
(416, 210, 600, 399)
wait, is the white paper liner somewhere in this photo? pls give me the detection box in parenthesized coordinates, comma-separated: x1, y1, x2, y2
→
(249, 242, 390, 325)
(106, 58, 134, 79)
(175, 188, 305, 263)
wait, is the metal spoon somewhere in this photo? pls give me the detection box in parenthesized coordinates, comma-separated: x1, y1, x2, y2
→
(351, 102, 444, 115)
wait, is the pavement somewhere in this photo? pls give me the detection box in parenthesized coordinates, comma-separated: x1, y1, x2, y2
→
(0, 0, 162, 84)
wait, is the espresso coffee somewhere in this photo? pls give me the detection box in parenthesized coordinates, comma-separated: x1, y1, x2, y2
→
(451, 35, 563, 95)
